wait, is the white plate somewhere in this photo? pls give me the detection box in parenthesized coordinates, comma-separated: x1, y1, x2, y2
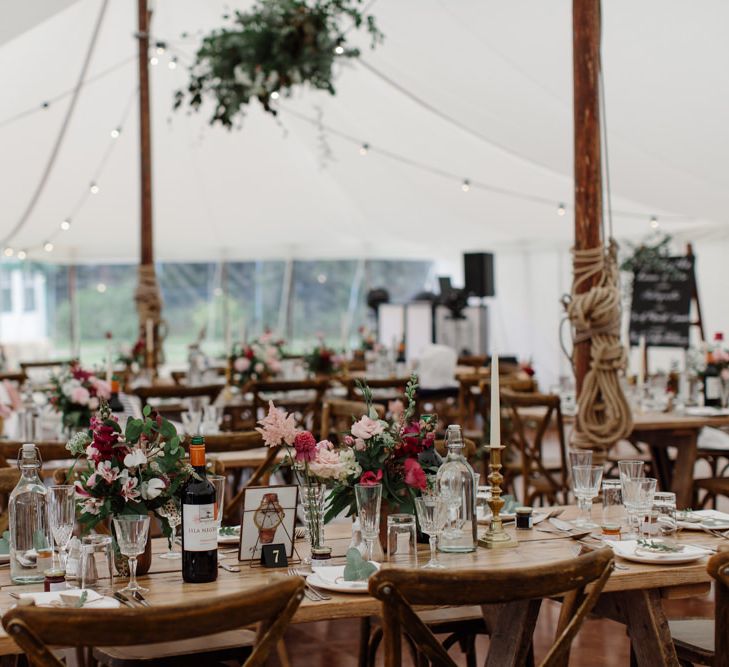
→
(676, 510, 729, 531)
(218, 526, 241, 545)
(610, 540, 708, 565)
(307, 563, 380, 594)
(685, 407, 729, 417)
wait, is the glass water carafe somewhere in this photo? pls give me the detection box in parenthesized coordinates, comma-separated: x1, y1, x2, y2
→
(9, 444, 52, 583)
(436, 425, 476, 553)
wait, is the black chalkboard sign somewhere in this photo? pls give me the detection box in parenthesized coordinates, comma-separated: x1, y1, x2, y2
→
(629, 255, 694, 348)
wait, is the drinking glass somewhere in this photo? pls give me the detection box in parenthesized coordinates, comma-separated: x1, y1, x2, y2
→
(572, 465, 603, 527)
(47, 485, 75, 569)
(208, 475, 226, 531)
(568, 450, 593, 496)
(112, 515, 150, 593)
(653, 491, 677, 538)
(181, 410, 202, 436)
(201, 405, 223, 435)
(157, 500, 182, 560)
(619, 460, 647, 535)
(354, 484, 382, 562)
(601, 479, 623, 538)
(386, 514, 416, 564)
(80, 535, 113, 594)
(415, 496, 447, 569)
(622, 478, 657, 539)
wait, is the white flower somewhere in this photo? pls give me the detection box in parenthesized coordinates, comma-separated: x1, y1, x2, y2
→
(124, 448, 147, 468)
(141, 477, 165, 500)
(66, 432, 91, 456)
(81, 498, 102, 515)
(254, 362, 264, 374)
(88, 397, 99, 411)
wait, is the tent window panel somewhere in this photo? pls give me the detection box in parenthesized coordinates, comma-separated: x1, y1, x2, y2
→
(22, 273, 35, 312)
(0, 271, 12, 313)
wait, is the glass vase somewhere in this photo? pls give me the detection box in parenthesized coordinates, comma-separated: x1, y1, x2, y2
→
(299, 482, 326, 564)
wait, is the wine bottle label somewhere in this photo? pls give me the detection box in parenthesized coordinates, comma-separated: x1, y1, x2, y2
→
(183, 503, 218, 551)
(706, 376, 721, 400)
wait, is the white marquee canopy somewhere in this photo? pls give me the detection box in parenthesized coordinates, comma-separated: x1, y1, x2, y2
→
(1, 0, 727, 266)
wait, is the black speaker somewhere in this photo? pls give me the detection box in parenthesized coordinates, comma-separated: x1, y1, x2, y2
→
(463, 252, 495, 297)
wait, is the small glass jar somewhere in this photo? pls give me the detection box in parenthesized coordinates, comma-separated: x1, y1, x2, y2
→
(44, 568, 66, 593)
(515, 507, 533, 530)
(311, 546, 333, 566)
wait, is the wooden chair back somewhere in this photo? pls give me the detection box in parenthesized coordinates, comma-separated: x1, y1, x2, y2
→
(0, 372, 27, 384)
(0, 442, 70, 465)
(457, 355, 486, 370)
(369, 547, 614, 667)
(171, 368, 227, 385)
(2, 577, 305, 667)
(320, 399, 385, 443)
(251, 378, 330, 434)
(0, 467, 20, 533)
(132, 383, 225, 413)
(344, 377, 410, 401)
(19, 360, 74, 373)
(500, 388, 569, 506)
(434, 438, 478, 461)
(708, 548, 729, 664)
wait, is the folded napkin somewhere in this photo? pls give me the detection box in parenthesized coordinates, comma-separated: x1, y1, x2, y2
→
(19, 589, 119, 608)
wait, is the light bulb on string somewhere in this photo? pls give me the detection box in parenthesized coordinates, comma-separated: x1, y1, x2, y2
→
(270, 91, 280, 100)
(43, 241, 54, 253)
(2, 248, 13, 258)
(168, 57, 178, 70)
(90, 182, 99, 194)
(110, 127, 121, 139)
(334, 46, 345, 55)
(16, 250, 26, 261)
(359, 142, 369, 156)
(155, 42, 166, 55)
(150, 56, 159, 66)
(60, 219, 71, 231)
(461, 179, 471, 192)
(650, 216, 659, 230)
(557, 203, 566, 216)
(96, 283, 107, 294)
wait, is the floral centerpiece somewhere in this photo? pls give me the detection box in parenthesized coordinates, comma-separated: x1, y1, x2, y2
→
(358, 326, 376, 352)
(49, 363, 111, 431)
(304, 341, 339, 376)
(229, 332, 284, 387)
(66, 402, 191, 540)
(117, 336, 146, 371)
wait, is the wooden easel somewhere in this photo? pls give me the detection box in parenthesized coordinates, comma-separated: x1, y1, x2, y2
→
(686, 243, 705, 344)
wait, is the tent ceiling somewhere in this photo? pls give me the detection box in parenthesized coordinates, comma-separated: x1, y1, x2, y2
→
(0, 0, 727, 263)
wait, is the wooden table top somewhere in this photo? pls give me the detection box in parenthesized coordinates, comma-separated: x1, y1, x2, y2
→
(0, 506, 720, 655)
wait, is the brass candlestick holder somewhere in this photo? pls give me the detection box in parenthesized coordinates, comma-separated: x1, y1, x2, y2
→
(478, 443, 517, 549)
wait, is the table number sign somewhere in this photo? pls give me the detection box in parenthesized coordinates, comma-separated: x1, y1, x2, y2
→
(260, 544, 288, 568)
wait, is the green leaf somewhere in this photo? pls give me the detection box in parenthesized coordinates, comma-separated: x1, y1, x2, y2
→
(343, 548, 377, 581)
(125, 420, 143, 442)
(75, 591, 89, 608)
(143, 405, 151, 417)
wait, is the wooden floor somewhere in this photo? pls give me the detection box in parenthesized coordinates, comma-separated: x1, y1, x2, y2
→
(272, 592, 714, 667)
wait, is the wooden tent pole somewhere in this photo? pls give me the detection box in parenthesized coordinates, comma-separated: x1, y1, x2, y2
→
(572, 0, 603, 394)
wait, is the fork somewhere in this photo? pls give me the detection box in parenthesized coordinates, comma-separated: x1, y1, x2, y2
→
(706, 528, 729, 541)
(287, 567, 330, 601)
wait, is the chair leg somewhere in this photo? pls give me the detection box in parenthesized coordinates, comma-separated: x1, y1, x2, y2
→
(358, 617, 371, 667)
(276, 639, 292, 667)
(367, 627, 383, 667)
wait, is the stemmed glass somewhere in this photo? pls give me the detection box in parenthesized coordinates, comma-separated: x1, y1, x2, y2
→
(622, 478, 657, 539)
(415, 496, 447, 569)
(47, 485, 75, 569)
(572, 465, 603, 528)
(157, 500, 182, 560)
(181, 411, 202, 436)
(355, 483, 382, 562)
(113, 515, 150, 593)
(619, 460, 646, 535)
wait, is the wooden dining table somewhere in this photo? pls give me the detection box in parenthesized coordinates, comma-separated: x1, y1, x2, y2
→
(0, 506, 720, 666)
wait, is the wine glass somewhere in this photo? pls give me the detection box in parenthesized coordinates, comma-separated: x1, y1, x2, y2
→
(157, 500, 182, 560)
(47, 485, 75, 569)
(572, 465, 603, 528)
(622, 478, 657, 540)
(208, 475, 226, 532)
(354, 483, 382, 562)
(181, 411, 202, 436)
(415, 496, 447, 569)
(113, 515, 150, 593)
(619, 460, 646, 535)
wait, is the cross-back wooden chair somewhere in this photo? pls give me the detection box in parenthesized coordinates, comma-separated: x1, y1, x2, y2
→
(343, 377, 410, 401)
(369, 547, 614, 667)
(0, 371, 28, 384)
(669, 547, 729, 667)
(251, 378, 330, 434)
(0, 442, 71, 467)
(132, 383, 225, 421)
(500, 388, 570, 506)
(2, 577, 305, 667)
(0, 467, 20, 533)
(19, 360, 75, 374)
(320, 399, 385, 443)
(199, 431, 281, 525)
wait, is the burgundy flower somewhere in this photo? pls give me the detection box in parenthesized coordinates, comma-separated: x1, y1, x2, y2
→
(90, 416, 122, 462)
(399, 422, 426, 456)
(403, 458, 427, 490)
(359, 469, 383, 486)
(293, 430, 317, 462)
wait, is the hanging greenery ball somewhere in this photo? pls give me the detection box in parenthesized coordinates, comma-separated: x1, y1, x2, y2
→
(174, 0, 383, 127)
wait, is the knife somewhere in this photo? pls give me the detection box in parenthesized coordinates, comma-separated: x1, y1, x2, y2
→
(113, 591, 137, 608)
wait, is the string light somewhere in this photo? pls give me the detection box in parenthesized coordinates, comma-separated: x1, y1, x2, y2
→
(150, 56, 159, 66)
(43, 241, 54, 253)
(89, 182, 99, 194)
(461, 179, 471, 192)
(168, 57, 178, 70)
(317, 273, 328, 284)
(60, 219, 71, 231)
(650, 215, 659, 230)
(2, 248, 13, 257)
(270, 91, 280, 100)
(359, 142, 369, 156)
(16, 250, 26, 260)
(155, 42, 166, 55)
(213, 287, 223, 297)
(110, 127, 121, 139)
(557, 203, 566, 216)
(96, 282, 107, 293)
(334, 46, 345, 55)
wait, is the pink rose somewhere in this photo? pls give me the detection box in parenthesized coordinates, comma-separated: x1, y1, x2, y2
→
(293, 431, 317, 462)
(88, 397, 99, 411)
(359, 470, 383, 486)
(403, 458, 427, 490)
(343, 435, 355, 447)
(234, 357, 251, 372)
(354, 438, 366, 451)
(93, 380, 111, 399)
(351, 415, 384, 441)
(71, 386, 90, 405)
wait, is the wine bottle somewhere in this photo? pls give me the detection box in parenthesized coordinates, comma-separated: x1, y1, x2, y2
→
(704, 332, 723, 407)
(181, 436, 218, 583)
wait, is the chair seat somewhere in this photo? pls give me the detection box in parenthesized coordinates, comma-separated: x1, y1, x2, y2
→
(668, 618, 715, 665)
(93, 628, 256, 666)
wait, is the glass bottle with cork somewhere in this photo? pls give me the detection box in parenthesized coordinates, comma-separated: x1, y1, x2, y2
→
(181, 436, 218, 583)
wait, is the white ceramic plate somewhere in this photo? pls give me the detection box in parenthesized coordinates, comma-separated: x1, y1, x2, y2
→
(610, 540, 708, 565)
(676, 510, 729, 531)
(218, 526, 241, 545)
(307, 563, 380, 594)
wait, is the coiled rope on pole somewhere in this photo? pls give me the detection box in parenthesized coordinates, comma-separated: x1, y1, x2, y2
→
(563, 239, 633, 453)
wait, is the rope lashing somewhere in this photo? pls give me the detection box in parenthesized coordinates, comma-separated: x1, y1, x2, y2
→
(564, 239, 633, 452)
